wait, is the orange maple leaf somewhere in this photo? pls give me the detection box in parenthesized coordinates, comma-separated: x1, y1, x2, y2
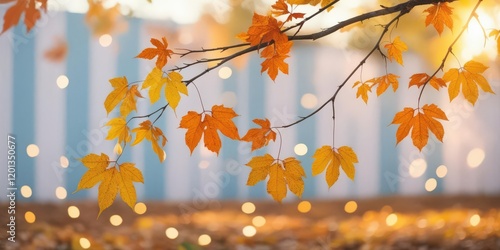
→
(104, 76, 143, 117)
(353, 73, 399, 103)
(409, 73, 446, 90)
(391, 104, 448, 151)
(272, 0, 305, 22)
(75, 153, 144, 217)
(1, 0, 47, 34)
(423, 2, 453, 35)
(131, 120, 167, 162)
(246, 154, 306, 202)
(179, 105, 240, 155)
(260, 40, 293, 81)
(238, 13, 287, 46)
(443, 60, 495, 105)
(241, 118, 277, 151)
(384, 36, 408, 65)
(136, 37, 173, 70)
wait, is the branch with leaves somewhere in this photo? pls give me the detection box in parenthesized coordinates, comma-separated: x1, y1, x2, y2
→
(2, 0, 495, 215)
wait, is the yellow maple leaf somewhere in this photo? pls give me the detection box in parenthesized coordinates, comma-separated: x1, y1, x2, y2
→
(75, 153, 144, 216)
(353, 81, 371, 104)
(443, 60, 495, 105)
(246, 154, 306, 202)
(164, 72, 188, 114)
(105, 117, 131, 145)
(132, 120, 167, 162)
(391, 104, 448, 151)
(353, 74, 399, 103)
(104, 76, 143, 117)
(312, 146, 358, 187)
(423, 2, 453, 35)
(409, 73, 446, 90)
(384, 36, 408, 65)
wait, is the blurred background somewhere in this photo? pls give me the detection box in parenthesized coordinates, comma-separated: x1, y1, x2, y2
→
(0, 0, 499, 249)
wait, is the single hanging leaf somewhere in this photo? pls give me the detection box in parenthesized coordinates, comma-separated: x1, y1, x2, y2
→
(241, 118, 277, 151)
(384, 36, 408, 65)
(136, 37, 173, 69)
(353, 81, 371, 104)
(245, 155, 306, 202)
(75, 153, 144, 216)
(373, 73, 399, 96)
(443, 60, 495, 105)
(164, 72, 188, 114)
(179, 105, 240, 155)
(423, 2, 453, 35)
(409, 73, 446, 90)
(312, 146, 358, 187)
(105, 117, 131, 145)
(131, 120, 167, 162)
(391, 104, 448, 151)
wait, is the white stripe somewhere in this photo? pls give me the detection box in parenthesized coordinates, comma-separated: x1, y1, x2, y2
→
(87, 34, 117, 198)
(34, 12, 67, 201)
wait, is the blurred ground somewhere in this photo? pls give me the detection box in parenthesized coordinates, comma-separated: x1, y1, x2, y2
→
(1, 195, 500, 249)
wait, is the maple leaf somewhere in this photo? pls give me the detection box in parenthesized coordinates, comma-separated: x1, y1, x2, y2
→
(391, 104, 448, 151)
(443, 60, 495, 105)
(85, 0, 123, 36)
(105, 117, 131, 145)
(409, 73, 446, 90)
(372, 73, 399, 97)
(312, 146, 358, 187)
(260, 40, 293, 81)
(384, 36, 408, 65)
(424, 2, 453, 35)
(179, 105, 240, 155)
(272, 0, 305, 22)
(353, 81, 371, 104)
(241, 118, 277, 151)
(142, 67, 165, 103)
(1, 0, 47, 34)
(132, 120, 167, 162)
(136, 37, 173, 70)
(238, 13, 287, 46)
(246, 154, 306, 202)
(164, 72, 188, 114)
(75, 153, 144, 216)
(104, 76, 143, 117)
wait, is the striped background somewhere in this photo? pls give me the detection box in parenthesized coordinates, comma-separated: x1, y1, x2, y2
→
(1, 11, 499, 202)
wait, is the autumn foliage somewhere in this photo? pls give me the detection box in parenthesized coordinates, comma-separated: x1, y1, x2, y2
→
(1, 0, 496, 215)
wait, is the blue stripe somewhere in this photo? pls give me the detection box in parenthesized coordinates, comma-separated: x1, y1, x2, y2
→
(247, 54, 268, 199)
(65, 13, 90, 199)
(379, 92, 399, 195)
(12, 24, 36, 198)
(294, 46, 316, 198)
(220, 63, 239, 199)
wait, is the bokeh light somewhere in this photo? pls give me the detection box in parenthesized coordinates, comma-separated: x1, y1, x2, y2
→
(470, 214, 481, 227)
(425, 178, 437, 192)
(55, 186, 67, 199)
(252, 216, 266, 227)
(344, 200, 358, 214)
(294, 143, 308, 156)
(68, 206, 80, 219)
(467, 148, 485, 168)
(99, 34, 113, 47)
(134, 202, 147, 215)
(241, 202, 256, 214)
(242, 225, 257, 237)
(198, 234, 211, 246)
(409, 158, 427, 178)
(297, 201, 312, 213)
(110, 215, 123, 226)
(218, 66, 232, 79)
(25, 211, 36, 223)
(60, 156, 69, 168)
(165, 227, 179, 239)
(386, 213, 398, 226)
(26, 144, 39, 157)
(301, 93, 318, 109)
(56, 75, 69, 89)
(436, 165, 447, 178)
(20, 185, 32, 198)
(79, 237, 91, 249)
